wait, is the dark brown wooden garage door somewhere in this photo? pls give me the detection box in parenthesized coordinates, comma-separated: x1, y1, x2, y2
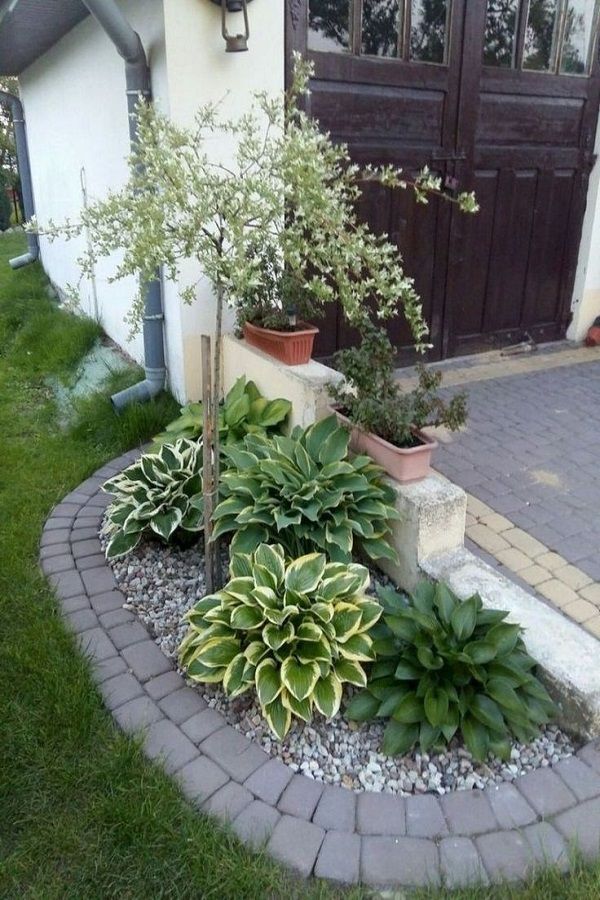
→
(287, 1, 600, 361)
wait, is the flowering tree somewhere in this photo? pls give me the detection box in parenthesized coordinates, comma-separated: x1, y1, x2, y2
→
(33, 54, 477, 582)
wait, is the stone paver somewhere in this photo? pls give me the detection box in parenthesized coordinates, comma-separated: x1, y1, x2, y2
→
(77, 627, 116, 661)
(440, 789, 498, 836)
(485, 783, 537, 829)
(476, 831, 532, 883)
(313, 785, 356, 832)
(100, 672, 144, 710)
(523, 822, 569, 871)
(278, 774, 324, 820)
(112, 696, 163, 733)
(428, 351, 600, 638)
(157, 687, 207, 725)
(200, 726, 268, 781)
(516, 768, 576, 818)
(244, 758, 294, 805)
(144, 719, 199, 774)
(553, 756, 600, 801)
(203, 782, 253, 822)
(176, 755, 229, 806)
(233, 800, 280, 848)
(357, 791, 406, 835)
(440, 837, 488, 889)
(89, 590, 125, 614)
(314, 830, 361, 884)
(145, 671, 185, 701)
(92, 655, 127, 684)
(108, 621, 149, 650)
(121, 640, 172, 682)
(405, 794, 449, 838)
(181, 708, 226, 743)
(554, 797, 600, 860)
(361, 836, 440, 888)
(267, 815, 325, 877)
(39, 445, 600, 891)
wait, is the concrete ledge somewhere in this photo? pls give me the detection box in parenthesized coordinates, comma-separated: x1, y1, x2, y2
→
(423, 548, 600, 739)
(222, 333, 343, 430)
(379, 474, 467, 592)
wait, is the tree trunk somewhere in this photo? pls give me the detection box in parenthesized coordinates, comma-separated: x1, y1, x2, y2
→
(201, 334, 215, 594)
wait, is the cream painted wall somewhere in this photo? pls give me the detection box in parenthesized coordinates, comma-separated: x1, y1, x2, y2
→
(568, 115, 600, 342)
(162, 0, 285, 401)
(19, 0, 188, 400)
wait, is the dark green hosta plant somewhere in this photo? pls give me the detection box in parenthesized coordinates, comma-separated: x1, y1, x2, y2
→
(212, 415, 400, 562)
(102, 439, 204, 559)
(346, 581, 556, 761)
(152, 376, 291, 449)
(179, 544, 382, 739)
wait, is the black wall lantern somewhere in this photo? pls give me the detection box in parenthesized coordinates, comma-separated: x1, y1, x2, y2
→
(210, 0, 255, 53)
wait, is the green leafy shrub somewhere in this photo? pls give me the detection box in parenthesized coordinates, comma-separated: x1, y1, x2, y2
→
(332, 323, 467, 448)
(235, 244, 320, 333)
(346, 581, 556, 760)
(179, 544, 381, 739)
(212, 414, 400, 562)
(102, 439, 204, 559)
(152, 376, 291, 449)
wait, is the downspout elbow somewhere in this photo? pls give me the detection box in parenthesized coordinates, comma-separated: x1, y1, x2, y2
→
(10, 232, 39, 269)
(110, 370, 165, 411)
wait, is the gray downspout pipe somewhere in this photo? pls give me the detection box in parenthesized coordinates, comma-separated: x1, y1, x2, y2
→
(0, 91, 39, 268)
(82, 0, 166, 410)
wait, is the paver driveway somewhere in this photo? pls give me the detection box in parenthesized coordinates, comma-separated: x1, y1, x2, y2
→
(437, 357, 600, 579)
(398, 344, 600, 637)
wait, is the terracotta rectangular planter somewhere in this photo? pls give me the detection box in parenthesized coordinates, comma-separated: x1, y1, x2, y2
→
(243, 320, 319, 366)
(333, 408, 438, 484)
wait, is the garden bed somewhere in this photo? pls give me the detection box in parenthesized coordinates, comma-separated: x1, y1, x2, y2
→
(104, 532, 576, 797)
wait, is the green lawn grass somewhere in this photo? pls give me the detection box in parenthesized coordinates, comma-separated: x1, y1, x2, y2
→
(0, 231, 597, 899)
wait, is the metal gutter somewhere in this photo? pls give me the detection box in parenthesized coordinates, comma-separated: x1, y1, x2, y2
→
(82, 0, 166, 409)
(0, 88, 39, 267)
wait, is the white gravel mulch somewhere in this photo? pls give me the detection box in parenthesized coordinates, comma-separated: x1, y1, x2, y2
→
(104, 532, 576, 796)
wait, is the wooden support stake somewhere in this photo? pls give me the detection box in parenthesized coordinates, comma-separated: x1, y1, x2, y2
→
(201, 334, 215, 595)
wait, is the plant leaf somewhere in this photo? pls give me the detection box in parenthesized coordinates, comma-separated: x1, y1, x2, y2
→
(280, 657, 320, 701)
(255, 658, 282, 706)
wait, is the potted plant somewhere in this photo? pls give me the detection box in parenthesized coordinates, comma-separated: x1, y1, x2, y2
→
(330, 324, 467, 483)
(236, 246, 319, 365)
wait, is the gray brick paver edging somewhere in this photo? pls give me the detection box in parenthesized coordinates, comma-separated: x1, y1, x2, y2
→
(40, 449, 600, 888)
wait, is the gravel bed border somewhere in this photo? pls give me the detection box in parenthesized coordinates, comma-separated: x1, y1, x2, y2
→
(40, 448, 600, 889)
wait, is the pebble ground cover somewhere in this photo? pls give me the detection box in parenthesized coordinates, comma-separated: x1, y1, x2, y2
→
(107, 537, 575, 796)
(1, 231, 599, 898)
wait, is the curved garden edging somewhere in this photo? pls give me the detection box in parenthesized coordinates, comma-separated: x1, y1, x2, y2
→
(39, 449, 600, 890)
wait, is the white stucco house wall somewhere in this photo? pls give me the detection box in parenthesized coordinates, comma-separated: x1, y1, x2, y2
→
(1, 0, 600, 404)
(0, 0, 284, 403)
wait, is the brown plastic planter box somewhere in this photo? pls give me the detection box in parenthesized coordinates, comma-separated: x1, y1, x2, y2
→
(333, 408, 438, 484)
(243, 320, 319, 366)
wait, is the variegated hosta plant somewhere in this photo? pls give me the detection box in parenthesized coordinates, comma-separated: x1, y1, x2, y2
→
(102, 439, 203, 559)
(179, 544, 382, 739)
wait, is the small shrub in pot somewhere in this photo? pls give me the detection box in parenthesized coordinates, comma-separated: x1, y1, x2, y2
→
(331, 323, 467, 481)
